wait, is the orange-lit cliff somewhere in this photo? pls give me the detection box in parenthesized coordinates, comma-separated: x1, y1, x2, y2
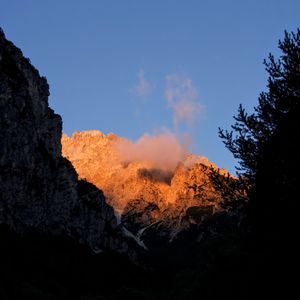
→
(62, 130, 230, 246)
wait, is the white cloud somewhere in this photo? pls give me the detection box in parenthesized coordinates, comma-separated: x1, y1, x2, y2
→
(165, 74, 205, 128)
(132, 69, 154, 97)
(112, 129, 188, 171)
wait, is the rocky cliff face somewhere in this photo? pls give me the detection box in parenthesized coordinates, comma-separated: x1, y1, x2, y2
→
(0, 29, 130, 254)
(62, 130, 231, 248)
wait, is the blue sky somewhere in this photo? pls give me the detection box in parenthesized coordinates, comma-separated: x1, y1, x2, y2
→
(1, 0, 299, 173)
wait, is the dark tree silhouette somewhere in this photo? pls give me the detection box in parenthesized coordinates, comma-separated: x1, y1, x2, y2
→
(219, 29, 300, 184)
(220, 29, 300, 297)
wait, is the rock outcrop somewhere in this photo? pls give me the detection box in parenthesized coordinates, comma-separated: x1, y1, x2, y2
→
(0, 29, 129, 254)
(62, 130, 231, 248)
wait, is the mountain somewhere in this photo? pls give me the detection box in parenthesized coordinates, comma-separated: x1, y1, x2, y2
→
(0, 28, 132, 256)
(0, 28, 255, 300)
(62, 130, 232, 249)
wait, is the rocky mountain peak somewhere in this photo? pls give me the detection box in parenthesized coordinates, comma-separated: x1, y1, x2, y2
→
(0, 27, 233, 252)
(62, 130, 230, 247)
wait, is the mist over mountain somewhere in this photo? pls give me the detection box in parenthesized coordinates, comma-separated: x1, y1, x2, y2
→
(62, 130, 232, 248)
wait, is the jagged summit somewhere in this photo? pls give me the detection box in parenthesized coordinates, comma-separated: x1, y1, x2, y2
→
(62, 130, 230, 247)
(62, 130, 219, 207)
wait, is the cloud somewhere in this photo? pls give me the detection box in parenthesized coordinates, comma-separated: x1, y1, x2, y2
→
(112, 130, 189, 172)
(132, 69, 154, 97)
(117, 73, 203, 172)
(165, 74, 205, 128)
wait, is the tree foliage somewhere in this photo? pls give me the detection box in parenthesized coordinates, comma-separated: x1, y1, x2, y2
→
(219, 29, 300, 184)
(217, 31, 300, 295)
(209, 168, 249, 209)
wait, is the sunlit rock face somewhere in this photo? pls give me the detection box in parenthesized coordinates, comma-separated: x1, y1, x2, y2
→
(0, 29, 130, 255)
(62, 130, 230, 247)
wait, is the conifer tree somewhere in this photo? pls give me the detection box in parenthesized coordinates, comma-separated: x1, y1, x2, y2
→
(219, 29, 300, 185)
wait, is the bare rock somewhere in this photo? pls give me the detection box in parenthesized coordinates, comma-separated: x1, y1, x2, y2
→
(62, 130, 231, 247)
(0, 28, 130, 255)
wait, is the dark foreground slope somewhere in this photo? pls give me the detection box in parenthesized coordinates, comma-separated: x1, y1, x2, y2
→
(0, 222, 257, 300)
(0, 224, 148, 300)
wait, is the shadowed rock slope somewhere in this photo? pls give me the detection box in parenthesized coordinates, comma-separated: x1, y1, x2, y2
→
(0, 28, 130, 254)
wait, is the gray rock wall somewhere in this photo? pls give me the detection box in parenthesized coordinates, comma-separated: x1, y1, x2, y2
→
(0, 28, 128, 253)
